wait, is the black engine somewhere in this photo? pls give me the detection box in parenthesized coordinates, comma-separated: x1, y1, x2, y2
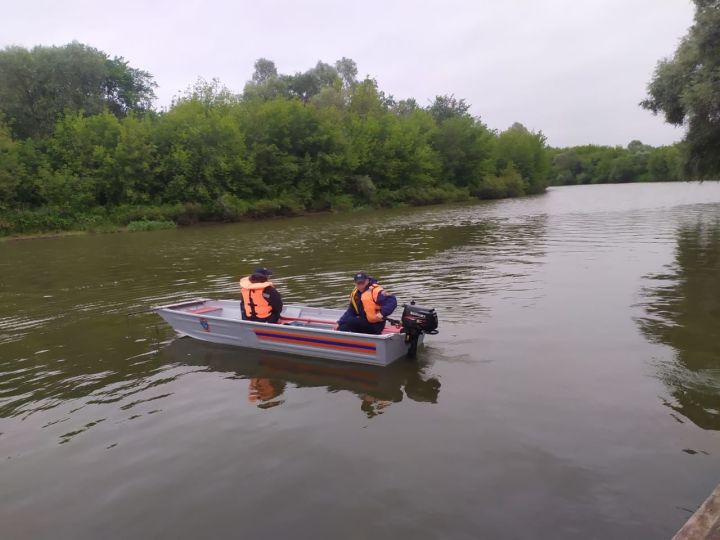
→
(399, 302, 439, 358)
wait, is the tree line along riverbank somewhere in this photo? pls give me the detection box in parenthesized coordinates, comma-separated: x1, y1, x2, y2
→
(0, 43, 686, 236)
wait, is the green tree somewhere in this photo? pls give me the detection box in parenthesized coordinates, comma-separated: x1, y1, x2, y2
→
(432, 116, 494, 188)
(627, 139, 652, 154)
(174, 77, 238, 107)
(495, 123, 549, 193)
(335, 57, 358, 89)
(393, 98, 420, 117)
(379, 110, 440, 194)
(548, 143, 685, 186)
(112, 114, 159, 203)
(551, 150, 582, 185)
(608, 154, 644, 183)
(242, 58, 290, 102)
(0, 119, 23, 208)
(46, 111, 123, 205)
(348, 78, 386, 117)
(239, 96, 352, 209)
(252, 58, 278, 83)
(428, 95, 471, 123)
(642, 1, 720, 177)
(0, 42, 155, 139)
(286, 61, 340, 103)
(154, 97, 251, 205)
(648, 145, 682, 181)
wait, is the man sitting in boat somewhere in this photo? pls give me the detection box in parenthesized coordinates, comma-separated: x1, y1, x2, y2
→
(239, 267, 283, 324)
(337, 272, 397, 334)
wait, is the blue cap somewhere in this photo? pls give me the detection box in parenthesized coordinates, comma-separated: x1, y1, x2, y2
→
(254, 267, 273, 276)
(353, 271, 369, 282)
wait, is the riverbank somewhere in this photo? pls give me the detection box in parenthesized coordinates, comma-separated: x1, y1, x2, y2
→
(0, 230, 92, 242)
(0, 221, 178, 242)
(0, 185, 526, 239)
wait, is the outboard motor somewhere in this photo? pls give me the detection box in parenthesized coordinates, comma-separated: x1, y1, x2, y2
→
(399, 301, 439, 358)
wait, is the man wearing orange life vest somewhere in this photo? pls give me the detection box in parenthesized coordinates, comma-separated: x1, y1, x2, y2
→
(337, 272, 397, 335)
(239, 267, 283, 324)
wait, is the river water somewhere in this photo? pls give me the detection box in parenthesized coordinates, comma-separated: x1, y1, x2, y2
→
(1, 182, 719, 539)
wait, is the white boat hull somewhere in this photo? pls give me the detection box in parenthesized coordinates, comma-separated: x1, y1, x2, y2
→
(154, 299, 422, 367)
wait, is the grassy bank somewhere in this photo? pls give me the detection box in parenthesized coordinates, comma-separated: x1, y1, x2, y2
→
(0, 181, 530, 239)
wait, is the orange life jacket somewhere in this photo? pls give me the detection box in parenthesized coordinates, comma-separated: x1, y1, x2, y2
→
(240, 276, 274, 319)
(350, 283, 384, 323)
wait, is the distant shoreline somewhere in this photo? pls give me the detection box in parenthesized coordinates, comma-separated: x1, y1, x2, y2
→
(6, 180, 717, 242)
(0, 190, 533, 242)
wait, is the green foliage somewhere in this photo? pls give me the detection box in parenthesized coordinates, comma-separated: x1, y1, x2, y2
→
(432, 116, 494, 187)
(0, 42, 155, 139)
(126, 220, 176, 232)
(109, 204, 184, 225)
(648, 145, 683, 181)
(474, 164, 526, 199)
(549, 142, 684, 185)
(153, 95, 251, 205)
(329, 194, 355, 212)
(405, 184, 470, 205)
(210, 194, 251, 221)
(246, 195, 305, 218)
(0, 118, 22, 209)
(495, 123, 549, 193)
(1, 207, 82, 235)
(642, 1, 720, 178)
(428, 95, 472, 123)
(0, 48, 688, 237)
(251, 58, 278, 84)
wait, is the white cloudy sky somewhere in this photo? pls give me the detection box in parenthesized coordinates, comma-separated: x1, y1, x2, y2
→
(2, 0, 694, 147)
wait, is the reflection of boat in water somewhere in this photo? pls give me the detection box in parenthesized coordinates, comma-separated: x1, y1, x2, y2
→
(154, 299, 439, 366)
(160, 338, 440, 417)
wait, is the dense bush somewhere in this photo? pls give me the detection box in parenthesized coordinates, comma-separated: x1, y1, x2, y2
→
(473, 165, 526, 199)
(126, 220, 176, 232)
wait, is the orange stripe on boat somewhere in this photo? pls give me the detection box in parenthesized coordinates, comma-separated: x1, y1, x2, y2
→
(258, 335, 376, 355)
(256, 330, 376, 348)
(254, 330, 377, 355)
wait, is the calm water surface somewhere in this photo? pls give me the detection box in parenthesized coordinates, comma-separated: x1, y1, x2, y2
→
(1, 182, 720, 539)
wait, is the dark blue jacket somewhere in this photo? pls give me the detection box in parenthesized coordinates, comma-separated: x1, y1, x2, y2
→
(338, 278, 397, 325)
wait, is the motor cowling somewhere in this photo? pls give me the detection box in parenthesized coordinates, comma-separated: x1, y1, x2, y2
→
(401, 303, 439, 334)
(399, 302, 439, 358)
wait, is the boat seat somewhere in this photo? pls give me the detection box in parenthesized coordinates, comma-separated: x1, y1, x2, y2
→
(282, 307, 302, 318)
(187, 306, 223, 314)
(382, 325, 402, 334)
(280, 315, 401, 334)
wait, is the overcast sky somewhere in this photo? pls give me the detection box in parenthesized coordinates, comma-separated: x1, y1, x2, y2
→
(2, 0, 695, 147)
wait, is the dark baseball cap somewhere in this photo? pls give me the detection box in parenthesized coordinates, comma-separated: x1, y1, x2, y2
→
(353, 271, 369, 282)
(254, 267, 273, 276)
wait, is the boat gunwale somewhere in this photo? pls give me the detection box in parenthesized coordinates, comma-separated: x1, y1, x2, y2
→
(153, 298, 399, 341)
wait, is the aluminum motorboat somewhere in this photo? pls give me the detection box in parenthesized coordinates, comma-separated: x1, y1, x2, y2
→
(154, 298, 438, 367)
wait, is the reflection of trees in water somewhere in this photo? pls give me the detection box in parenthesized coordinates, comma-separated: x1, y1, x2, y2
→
(638, 220, 720, 430)
(164, 339, 440, 419)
